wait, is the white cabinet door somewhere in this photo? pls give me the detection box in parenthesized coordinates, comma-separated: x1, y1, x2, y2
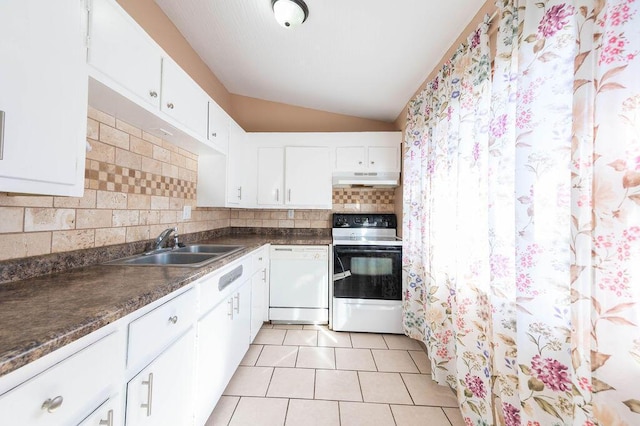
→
(335, 146, 366, 171)
(88, 0, 162, 109)
(207, 100, 230, 154)
(194, 279, 251, 426)
(285, 147, 331, 208)
(257, 147, 284, 206)
(251, 271, 267, 342)
(227, 121, 255, 206)
(197, 121, 255, 208)
(194, 295, 233, 426)
(126, 329, 195, 426)
(0, 0, 87, 196)
(368, 146, 399, 172)
(78, 394, 122, 426)
(160, 59, 209, 139)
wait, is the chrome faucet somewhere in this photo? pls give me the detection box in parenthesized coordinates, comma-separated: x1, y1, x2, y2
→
(152, 227, 178, 251)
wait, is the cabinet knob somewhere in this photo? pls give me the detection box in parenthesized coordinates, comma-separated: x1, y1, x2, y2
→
(99, 409, 114, 426)
(211, 132, 217, 138)
(371, 161, 375, 165)
(168, 315, 178, 324)
(149, 91, 158, 98)
(166, 102, 174, 109)
(358, 161, 363, 165)
(42, 396, 64, 413)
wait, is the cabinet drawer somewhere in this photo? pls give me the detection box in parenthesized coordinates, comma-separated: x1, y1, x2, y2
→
(128, 288, 196, 367)
(0, 331, 124, 426)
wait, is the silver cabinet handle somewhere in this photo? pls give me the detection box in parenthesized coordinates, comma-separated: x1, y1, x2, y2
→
(237, 186, 242, 200)
(99, 409, 114, 426)
(149, 91, 158, 98)
(288, 189, 291, 202)
(42, 396, 63, 413)
(227, 298, 234, 319)
(234, 293, 240, 313)
(168, 315, 178, 324)
(262, 269, 267, 281)
(166, 102, 174, 109)
(141, 373, 153, 416)
(275, 188, 279, 202)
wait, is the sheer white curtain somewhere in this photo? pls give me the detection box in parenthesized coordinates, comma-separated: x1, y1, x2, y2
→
(403, 0, 640, 424)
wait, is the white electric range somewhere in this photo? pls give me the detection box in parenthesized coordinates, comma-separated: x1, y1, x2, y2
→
(331, 213, 403, 334)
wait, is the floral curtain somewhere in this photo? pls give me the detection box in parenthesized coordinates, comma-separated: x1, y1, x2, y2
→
(402, 0, 640, 424)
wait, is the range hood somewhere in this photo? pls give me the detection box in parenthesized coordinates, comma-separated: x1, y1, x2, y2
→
(332, 172, 400, 188)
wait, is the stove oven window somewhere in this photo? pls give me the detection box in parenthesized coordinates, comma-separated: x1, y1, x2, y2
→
(334, 246, 402, 300)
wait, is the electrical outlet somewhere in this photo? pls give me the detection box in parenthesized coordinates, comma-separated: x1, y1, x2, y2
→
(182, 205, 192, 220)
(287, 209, 294, 219)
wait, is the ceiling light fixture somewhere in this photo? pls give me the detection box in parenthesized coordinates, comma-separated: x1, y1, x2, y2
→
(271, 0, 309, 28)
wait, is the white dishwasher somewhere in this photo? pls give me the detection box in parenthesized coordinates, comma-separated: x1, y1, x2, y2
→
(269, 245, 329, 324)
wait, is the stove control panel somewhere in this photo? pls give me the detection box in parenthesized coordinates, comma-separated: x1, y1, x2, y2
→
(332, 213, 397, 229)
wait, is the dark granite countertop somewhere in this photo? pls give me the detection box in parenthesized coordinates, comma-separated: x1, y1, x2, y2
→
(0, 232, 331, 378)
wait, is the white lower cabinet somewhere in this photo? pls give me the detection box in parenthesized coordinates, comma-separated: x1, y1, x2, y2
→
(251, 246, 270, 339)
(0, 246, 270, 426)
(79, 394, 122, 426)
(0, 331, 124, 426)
(125, 328, 195, 426)
(194, 264, 252, 426)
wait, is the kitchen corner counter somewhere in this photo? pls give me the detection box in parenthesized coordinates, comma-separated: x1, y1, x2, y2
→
(0, 232, 331, 378)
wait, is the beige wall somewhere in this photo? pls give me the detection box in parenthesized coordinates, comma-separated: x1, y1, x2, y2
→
(116, 0, 395, 133)
(232, 95, 398, 132)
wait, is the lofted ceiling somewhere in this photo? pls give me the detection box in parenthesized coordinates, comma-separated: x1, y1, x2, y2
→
(154, 0, 487, 122)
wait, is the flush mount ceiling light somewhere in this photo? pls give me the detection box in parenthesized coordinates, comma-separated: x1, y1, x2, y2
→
(271, 0, 309, 28)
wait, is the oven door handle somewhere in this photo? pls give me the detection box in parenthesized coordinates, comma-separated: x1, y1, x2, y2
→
(333, 270, 351, 282)
(334, 247, 402, 255)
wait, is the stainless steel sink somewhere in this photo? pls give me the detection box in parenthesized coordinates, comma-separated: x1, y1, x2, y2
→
(104, 245, 244, 267)
(174, 244, 244, 255)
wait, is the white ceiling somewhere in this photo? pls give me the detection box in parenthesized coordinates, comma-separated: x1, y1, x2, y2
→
(154, 0, 487, 122)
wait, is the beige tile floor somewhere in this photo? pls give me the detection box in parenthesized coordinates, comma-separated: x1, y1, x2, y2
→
(206, 324, 465, 426)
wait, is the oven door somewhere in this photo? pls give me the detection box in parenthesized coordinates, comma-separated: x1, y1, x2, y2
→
(333, 245, 402, 300)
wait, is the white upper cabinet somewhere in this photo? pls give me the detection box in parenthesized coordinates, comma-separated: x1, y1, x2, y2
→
(335, 143, 400, 173)
(256, 146, 331, 209)
(0, 0, 87, 196)
(88, 0, 162, 109)
(226, 121, 255, 207)
(160, 59, 209, 140)
(367, 146, 399, 172)
(207, 100, 230, 154)
(197, 120, 256, 208)
(256, 147, 285, 206)
(285, 146, 332, 207)
(87, 0, 224, 155)
(335, 145, 399, 172)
